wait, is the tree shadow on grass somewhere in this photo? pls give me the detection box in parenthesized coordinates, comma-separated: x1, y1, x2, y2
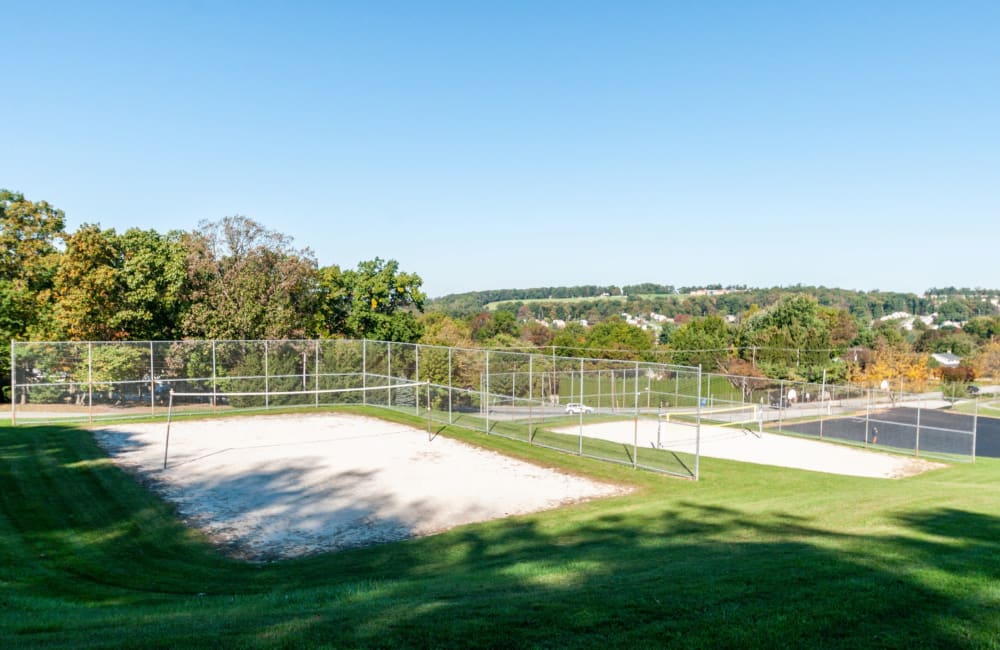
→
(4, 423, 1000, 648)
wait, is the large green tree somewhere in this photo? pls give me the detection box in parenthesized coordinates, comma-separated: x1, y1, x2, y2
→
(117, 228, 190, 340)
(317, 257, 425, 342)
(0, 190, 65, 339)
(182, 216, 319, 340)
(48, 226, 189, 340)
(737, 294, 834, 380)
(584, 319, 653, 360)
(667, 315, 732, 369)
(50, 224, 124, 340)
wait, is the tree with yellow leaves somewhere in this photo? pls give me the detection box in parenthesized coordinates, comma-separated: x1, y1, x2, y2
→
(973, 340, 1000, 382)
(849, 342, 931, 392)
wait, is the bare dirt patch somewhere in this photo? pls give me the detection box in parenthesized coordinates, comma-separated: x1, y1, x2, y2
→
(92, 413, 628, 560)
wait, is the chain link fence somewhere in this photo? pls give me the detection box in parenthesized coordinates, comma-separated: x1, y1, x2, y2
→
(10, 339, 703, 478)
(8, 340, 982, 473)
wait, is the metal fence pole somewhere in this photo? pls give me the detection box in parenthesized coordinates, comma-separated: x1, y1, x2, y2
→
(264, 340, 270, 410)
(633, 361, 640, 469)
(448, 347, 453, 425)
(695, 365, 702, 481)
(87, 342, 93, 423)
(485, 350, 490, 434)
(387, 342, 392, 407)
(211, 340, 217, 412)
(972, 395, 979, 463)
(10, 341, 16, 426)
(150, 341, 155, 416)
(314, 340, 320, 408)
(818, 369, 827, 439)
(777, 378, 783, 433)
(362, 339, 367, 405)
(529, 355, 533, 402)
(865, 389, 871, 447)
(415, 344, 420, 415)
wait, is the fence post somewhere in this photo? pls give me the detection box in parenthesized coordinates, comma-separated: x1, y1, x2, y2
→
(362, 339, 367, 405)
(485, 350, 490, 433)
(88, 342, 93, 423)
(865, 389, 871, 447)
(314, 340, 320, 408)
(528, 352, 535, 441)
(264, 340, 270, 410)
(695, 365, 702, 481)
(150, 341, 155, 416)
(972, 396, 979, 463)
(448, 347, 453, 425)
(819, 369, 826, 440)
(10, 341, 16, 426)
(211, 340, 217, 412)
(414, 344, 420, 415)
(633, 361, 640, 469)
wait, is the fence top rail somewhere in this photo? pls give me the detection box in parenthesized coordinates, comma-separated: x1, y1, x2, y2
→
(170, 381, 428, 399)
(13, 338, 703, 372)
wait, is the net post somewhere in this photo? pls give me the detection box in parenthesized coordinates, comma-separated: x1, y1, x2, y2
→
(426, 380, 431, 441)
(163, 390, 174, 470)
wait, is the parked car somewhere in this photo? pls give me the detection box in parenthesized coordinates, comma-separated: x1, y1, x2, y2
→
(565, 403, 594, 415)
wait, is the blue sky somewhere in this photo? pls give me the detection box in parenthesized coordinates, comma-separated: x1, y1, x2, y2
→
(3, 1, 998, 298)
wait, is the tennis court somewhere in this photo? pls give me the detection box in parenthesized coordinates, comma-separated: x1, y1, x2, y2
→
(92, 413, 627, 560)
(781, 408, 999, 459)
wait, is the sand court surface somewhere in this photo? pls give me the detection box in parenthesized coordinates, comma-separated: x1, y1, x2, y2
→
(552, 418, 945, 479)
(92, 413, 627, 560)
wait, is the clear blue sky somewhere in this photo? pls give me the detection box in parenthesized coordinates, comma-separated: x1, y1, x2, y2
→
(3, 1, 998, 298)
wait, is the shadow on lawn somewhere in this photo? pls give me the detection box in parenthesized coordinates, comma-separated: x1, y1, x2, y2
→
(3, 424, 1000, 648)
(284, 503, 1000, 647)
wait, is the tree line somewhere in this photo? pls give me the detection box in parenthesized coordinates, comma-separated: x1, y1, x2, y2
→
(1, 190, 425, 397)
(5, 188, 998, 401)
(430, 284, 999, 324)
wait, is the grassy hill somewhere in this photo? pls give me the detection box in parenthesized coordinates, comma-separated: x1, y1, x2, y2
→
(3, 410, 1000, 648)
(484, 294, 630, 311)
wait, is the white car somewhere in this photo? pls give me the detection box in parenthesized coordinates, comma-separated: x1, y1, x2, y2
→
(565, 403, 594, 415)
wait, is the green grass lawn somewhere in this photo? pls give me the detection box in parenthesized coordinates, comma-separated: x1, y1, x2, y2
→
(3, 408, 1000, 648)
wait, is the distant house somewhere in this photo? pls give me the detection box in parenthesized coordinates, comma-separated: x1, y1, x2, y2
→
(931, 352, 961, 368)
